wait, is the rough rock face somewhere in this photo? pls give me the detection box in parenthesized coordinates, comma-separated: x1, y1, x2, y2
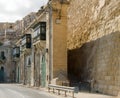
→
(67, 0, 120, 49)
(67, 0, 120, 96)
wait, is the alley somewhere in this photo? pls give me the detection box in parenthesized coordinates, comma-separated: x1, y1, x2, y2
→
(0, 84, 57, 98)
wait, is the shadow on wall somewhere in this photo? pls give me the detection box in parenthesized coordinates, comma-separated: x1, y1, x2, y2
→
(67, 31, 120, 95)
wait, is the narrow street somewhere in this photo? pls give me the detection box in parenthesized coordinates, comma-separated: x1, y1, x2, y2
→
(0, 84, 57, 98)
(0, 84, 118, 98)
(0, 0, 120, 97)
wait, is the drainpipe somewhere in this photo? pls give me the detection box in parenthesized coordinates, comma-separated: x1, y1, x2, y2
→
(48, 1, 53, 84)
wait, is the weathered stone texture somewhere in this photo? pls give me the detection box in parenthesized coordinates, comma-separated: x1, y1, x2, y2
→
(0, 46, 15, 82)
(67, 0, 120, 49)
(67, 0, 120, 95)
(52, 2, 68, 84)
(68, 32, 120, 95)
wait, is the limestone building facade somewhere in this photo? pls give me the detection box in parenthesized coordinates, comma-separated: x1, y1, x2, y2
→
(0, 43, 15, 83)
(11, 0, 120, 96)
(46, 0, 69, 85)
(0, 22, 15, 43)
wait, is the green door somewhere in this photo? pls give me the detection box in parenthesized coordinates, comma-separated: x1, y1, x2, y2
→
(41, 55, 46, 87)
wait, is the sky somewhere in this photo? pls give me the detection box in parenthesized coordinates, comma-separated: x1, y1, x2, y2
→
(0, 0, 48, 22)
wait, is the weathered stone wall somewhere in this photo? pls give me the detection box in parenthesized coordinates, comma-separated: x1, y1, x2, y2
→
(67, 0, 120, 96)
(51, 1, 68, 84)
(0, 46, 15, 82)
(68, 32, 120, 95)
(67, 0, 120, 49)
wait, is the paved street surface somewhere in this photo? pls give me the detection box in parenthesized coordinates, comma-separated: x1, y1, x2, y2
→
(0, 84, 58, 98)
(0, 84, 119, 98)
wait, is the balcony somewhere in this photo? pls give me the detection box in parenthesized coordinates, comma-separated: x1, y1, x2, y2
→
(12, 46, 20, 61)
(32, 22, 46, 45)
(13, 47, 20, 59)
(21, 34, 31, 50)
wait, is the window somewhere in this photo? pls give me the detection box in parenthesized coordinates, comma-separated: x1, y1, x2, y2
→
(13, 47, 20, 57)
(33, 22, 46, 42)
(21, 34, 31, 48)
(1, 51, 5, 60)
(28, 57, 31, 66)
(40, 22, 46, 40)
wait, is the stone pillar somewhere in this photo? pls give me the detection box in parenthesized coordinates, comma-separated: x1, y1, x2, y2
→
(31, 46, 35, 86)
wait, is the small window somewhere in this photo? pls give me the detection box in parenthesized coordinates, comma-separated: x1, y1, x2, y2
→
(40, 22, 46, 40)
(1, 51, 5, 60)
(28, 58, 31, 65)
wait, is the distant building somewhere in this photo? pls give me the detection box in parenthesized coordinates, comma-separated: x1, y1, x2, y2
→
(0, 42, 15, 83)
(14, 20, 23, 39)
(12, 12, 37, 84)
(0, 22, 16, 43)
(22, 12, 36, 31)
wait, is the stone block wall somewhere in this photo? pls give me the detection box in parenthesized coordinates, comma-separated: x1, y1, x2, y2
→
(67, 0, 120, 96)
(68, 32, 120, 95)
